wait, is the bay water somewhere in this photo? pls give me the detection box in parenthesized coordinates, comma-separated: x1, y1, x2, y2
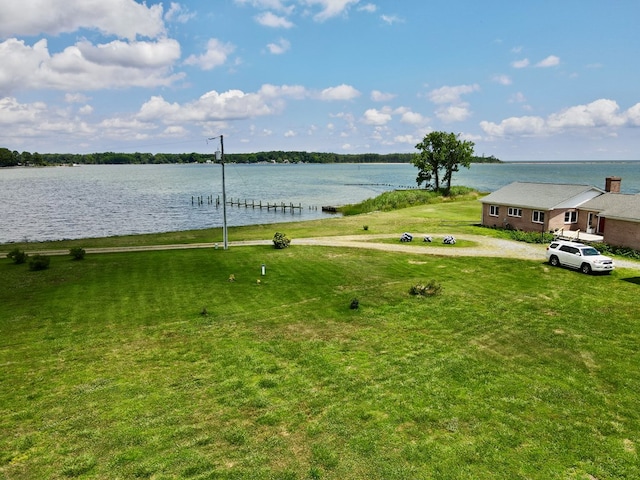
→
(1, 161, 638, 243)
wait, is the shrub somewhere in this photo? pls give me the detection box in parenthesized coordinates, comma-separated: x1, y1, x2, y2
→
(7, 248, 28, 264)
(409, 280, 442, 297)
(350, 298, 359, 309)
(273, 232, 291, 249)
(592, 242, 640, 259)
(28, 254, 50, 271)
(69, 247, 86, 260)
(363, 225, 369, 231)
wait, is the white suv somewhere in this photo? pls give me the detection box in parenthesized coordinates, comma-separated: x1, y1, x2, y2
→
(546, 240, 615, 274)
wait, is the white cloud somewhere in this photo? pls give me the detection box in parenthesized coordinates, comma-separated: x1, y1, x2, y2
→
(428, 84, 479, 104)
(362, 108, 392, 125)
(266, 38, 291, 54)
(357, 3, 377, 13)
(78, 105, 94, 115)
(0, 96, 47, 125)
(394, 134, 418, 144)
(509, 92, 527, 104)
(0, 37, 183, 95)
(163, 125, 188, 136)
(480, 99, 640, 137)
(547, 99, 625, 128)
(381, 14, 403, 25)
(234, 0, 291, 12)
(436, 104, 472, 123)
(400, 111, 424, 125)
(0, 96, 96, 142)
(626, 103, 640, 126)
(492, 74, 512, 86)
(318, 84, 361, 101)
(77, 39, 181, 68)
(137, 90, 273, 123)
(511, 58, 530, 69)
(536, 55, 560, 68)
(303, 0, 360, 21)
(133, 84, 309, 128)
(480, 116, 546, 136)
(0, 0, 165, 41)
(64, 93, 91, 104)
(426, 84, 478, 124)
(184, 39, 235, 70)
(284, 129, 296, 137)
(370, 90, 396, 102)
(164, 3, 195, 23)
(259, 83, 307, 99)
(256, 11, 294, 28)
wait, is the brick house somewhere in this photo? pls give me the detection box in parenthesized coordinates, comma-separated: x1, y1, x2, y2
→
(480, 181, 604, 234)
(578, 189, 640, 250)
(480, 176, 640, 250)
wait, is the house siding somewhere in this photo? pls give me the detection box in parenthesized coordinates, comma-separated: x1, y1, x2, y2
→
(598, 219, 640, 250)
(481, 182, 640, 250)
(482, 203, 580, 233)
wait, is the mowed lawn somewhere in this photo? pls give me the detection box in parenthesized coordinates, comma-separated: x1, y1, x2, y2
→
(1, 226, 640, 478)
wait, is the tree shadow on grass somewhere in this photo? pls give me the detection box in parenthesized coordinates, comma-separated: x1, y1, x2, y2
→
(621, 277, 640, 285)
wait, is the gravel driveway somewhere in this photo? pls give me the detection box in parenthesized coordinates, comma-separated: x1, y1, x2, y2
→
(4, 234, 639, 270)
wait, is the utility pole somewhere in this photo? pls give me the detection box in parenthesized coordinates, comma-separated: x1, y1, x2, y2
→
(209, 135, 228, 250)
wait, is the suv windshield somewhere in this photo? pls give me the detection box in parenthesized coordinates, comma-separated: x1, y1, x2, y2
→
(581, 247, 600, 256)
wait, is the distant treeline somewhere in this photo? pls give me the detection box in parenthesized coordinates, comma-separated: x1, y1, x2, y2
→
(0, 147, 501, 167)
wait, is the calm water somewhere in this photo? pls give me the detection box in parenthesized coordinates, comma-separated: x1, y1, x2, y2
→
(1, 162, 638, 243)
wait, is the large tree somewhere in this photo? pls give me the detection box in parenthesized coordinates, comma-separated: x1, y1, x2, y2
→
(412, 131, 475, 195)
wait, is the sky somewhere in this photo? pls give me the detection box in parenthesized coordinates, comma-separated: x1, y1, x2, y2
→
(0, 0, 639, 161)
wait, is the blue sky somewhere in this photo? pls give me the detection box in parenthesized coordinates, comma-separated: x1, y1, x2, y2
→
(1, 0, 639, 160)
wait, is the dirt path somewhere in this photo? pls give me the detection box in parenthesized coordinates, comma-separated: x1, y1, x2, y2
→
(4, 233, 639, 270)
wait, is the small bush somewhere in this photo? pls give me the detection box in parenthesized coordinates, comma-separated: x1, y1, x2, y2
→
(69, 247, 86, 260)
(350, 298, 359, 309)
(273, 232, 291, 249)
(409, 280, 442, 297)
(7, 248, 28, 264)
(363, 225, 369, 231)
(592, 242, 640, 259)
(28, 254, 50, 271)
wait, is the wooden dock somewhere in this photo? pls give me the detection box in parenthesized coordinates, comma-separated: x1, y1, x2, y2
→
(192, 196, 310, 212)
(227, 198, 302, 212)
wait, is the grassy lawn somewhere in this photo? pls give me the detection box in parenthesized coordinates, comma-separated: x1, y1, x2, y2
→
(2, 231, 639, 478)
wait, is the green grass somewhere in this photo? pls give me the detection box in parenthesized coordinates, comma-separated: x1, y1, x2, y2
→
(2, 238, 640, 479)
(338, 186, 480, 216)
(0, 194, 487, 254)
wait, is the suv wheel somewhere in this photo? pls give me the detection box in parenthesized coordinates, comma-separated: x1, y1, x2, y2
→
(549, 255, 559, 267)
(581, 263, 592, 274)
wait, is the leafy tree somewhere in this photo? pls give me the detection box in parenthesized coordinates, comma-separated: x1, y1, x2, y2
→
(0, 147, 16, 167)
(412, 131, 475, 195)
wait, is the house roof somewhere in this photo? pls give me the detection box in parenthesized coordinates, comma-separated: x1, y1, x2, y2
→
(580, 193, 640, 223)
(480, 182, 604, 210)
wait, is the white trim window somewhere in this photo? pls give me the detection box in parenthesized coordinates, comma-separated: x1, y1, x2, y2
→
(532, 210, 545, 224)
(508, 207, 522, 217)
(564, 211, 578, 224)
(489, 205, 499, 216)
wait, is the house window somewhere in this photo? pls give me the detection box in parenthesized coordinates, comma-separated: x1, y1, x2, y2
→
(564, 211, 578, 223)
(489, 205, 499, 216)
(508, 207, 522, 217)
(532, 210, 545, 224)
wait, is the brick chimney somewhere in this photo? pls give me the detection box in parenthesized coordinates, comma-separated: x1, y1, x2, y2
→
(605, 176, 621, 193)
